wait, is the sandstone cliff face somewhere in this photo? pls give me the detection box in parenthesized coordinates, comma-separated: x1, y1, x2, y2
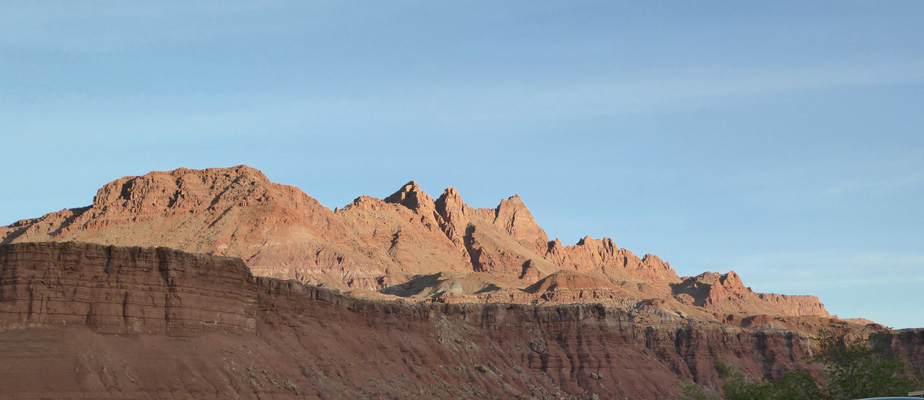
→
(0, 242, 255, 336)
(0, 242, 859, 399)
(0, 166, 830, 320)
(672, 272, 829, 318)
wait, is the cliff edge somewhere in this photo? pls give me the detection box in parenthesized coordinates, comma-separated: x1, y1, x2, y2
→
(0, 242, 881, 399)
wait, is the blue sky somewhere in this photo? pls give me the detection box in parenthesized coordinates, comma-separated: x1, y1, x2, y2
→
(1, 1, 922, 328)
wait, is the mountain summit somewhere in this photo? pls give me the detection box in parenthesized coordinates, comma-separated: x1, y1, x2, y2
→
(1, 165, 829, 319)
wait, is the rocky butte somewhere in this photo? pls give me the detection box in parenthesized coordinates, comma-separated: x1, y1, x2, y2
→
(0, 166, 920, 399)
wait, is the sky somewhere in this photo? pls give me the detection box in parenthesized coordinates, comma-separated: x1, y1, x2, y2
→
(1, 1, 922, 329)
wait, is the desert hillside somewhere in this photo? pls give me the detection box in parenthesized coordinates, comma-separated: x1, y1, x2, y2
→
(0, 165, 832, 322)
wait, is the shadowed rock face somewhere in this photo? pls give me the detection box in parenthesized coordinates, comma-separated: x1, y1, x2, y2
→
(0, 166, 831, 320)
(0, 242, 882, 399)
(880, 329, 924, 374)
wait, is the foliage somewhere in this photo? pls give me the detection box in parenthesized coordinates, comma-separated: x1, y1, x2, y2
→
(811, 332, 918, 400)
(722, 370, 823, 400)
(674, 379, 719, 400)
(700, 331, 919, 400)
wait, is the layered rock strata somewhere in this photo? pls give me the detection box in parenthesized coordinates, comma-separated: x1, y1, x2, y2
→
(0, 242, 255, 335)
(0, 242, 866, 399)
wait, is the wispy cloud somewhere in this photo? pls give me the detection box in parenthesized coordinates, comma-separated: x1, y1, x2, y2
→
(8, 56, 924, 148)
(264, 60, 924, 124)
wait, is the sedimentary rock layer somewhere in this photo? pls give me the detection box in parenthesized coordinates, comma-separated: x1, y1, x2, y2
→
(0, 242, 876, 399)
(0, 242, 256, 335)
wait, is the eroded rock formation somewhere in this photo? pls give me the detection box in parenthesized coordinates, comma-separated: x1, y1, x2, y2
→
(672, 271, 829, 317)
(0, 242, 882, 399)
(0, 166, 831, 321)
(0, 241, 255, 336)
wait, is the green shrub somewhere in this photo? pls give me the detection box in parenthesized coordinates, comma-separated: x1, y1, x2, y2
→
(702, 332, 919, 400)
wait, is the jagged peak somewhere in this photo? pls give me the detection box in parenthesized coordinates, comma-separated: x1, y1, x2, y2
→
(547, 238, 564, 251)
(384, 181, 434, 211)
(400, 180, 421, 191)
(501, 194, 523, 204)
(493, 194, 549, 252)
(576, 235, 594, 246)
(574, 235, 616, 247)
(719, 271, 743, 287)
(494, 194, 524, 218)
(438, 187, 463, 201)
(685, 271, 743, 287)
(434, 187, 468, 215)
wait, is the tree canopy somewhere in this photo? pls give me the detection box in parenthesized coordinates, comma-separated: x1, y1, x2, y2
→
(676, 332, 920, 400)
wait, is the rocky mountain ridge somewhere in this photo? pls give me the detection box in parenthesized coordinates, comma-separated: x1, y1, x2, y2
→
(1, 165, 829, 321)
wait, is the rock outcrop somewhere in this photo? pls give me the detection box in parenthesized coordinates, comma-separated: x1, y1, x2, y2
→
(0, 241, 256, 336)
(0, 242, 878, 399)
(0, 166, 831, 320)
(0, 166, 368, 287)
(672, 271, 829, 317)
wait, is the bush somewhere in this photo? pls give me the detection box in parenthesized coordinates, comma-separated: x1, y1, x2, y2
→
(812, 332, 918, 400)
(674, 379, 719, 400)
(723, 370, 823, 400)
(686, 331, 920, 400)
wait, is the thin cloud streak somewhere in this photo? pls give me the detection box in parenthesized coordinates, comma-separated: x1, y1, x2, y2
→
(265, 60, 924, 122)
(6, 58, 922, 143)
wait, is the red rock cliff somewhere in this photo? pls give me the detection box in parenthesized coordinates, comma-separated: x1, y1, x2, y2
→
(672, 271, 829, 318)
(0, 242, 879, 399)
(0, 242, 256, 335)
(0, 166, 832, 320)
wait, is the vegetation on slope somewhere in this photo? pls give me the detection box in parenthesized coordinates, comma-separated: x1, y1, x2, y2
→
(677, 332, 920, 400)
